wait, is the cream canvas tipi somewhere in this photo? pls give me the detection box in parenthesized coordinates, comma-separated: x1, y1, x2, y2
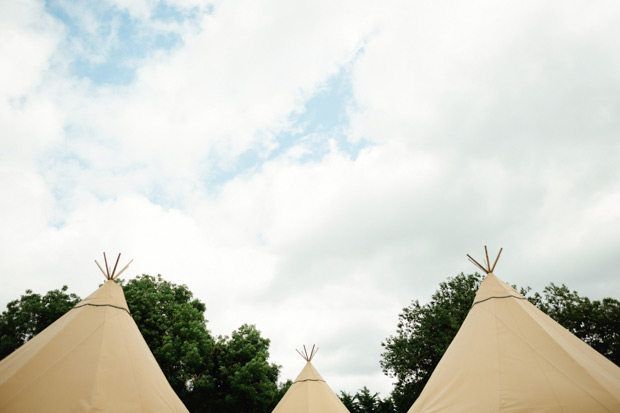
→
(0, 254, 188, 412)
(409, 247, 620, 412)
(272, 345, 349, 413)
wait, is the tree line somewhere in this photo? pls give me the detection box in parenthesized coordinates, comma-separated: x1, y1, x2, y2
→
(1, 273, 619, 413)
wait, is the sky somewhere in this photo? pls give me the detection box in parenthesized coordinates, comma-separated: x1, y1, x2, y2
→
(2, 0, 620, 397)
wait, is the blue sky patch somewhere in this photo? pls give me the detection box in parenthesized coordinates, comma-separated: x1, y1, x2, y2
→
(203, 66, 369, 190)
(45, 0, 202, 85)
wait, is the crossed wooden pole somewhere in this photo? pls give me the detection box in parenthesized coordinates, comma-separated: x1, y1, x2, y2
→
(467, 246, 502, 274)
(95, 252, 133, 280)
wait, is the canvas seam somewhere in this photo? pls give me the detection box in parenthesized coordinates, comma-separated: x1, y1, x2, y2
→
(0, 308, 109, 409)
(89, 306, 116, 410)
(478, 303, 613, 411)
(494, 311, 503, 410)
(116, 313, 147, 413)
(127, 316, 180, 411)
(506, 300, 563, 411)
(517, 302, 619, 411)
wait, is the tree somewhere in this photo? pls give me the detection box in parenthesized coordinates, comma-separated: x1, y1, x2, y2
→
(339, 387, 396, 413)
(339, 391, 357, 411)
(195, 324, 283, 413)
(381, 272, 620, 412)
(381, 272, 482, 412)
(275, 378, 292, 403)
(0, 285, 80, 359)
(122, 276, 285, 413)
(119, 274, 215, 408)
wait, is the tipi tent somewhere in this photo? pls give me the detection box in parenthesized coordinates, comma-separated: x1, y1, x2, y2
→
(409, 247, 620, 412)
(0, 254, 188, 412)
(272, 345, 349, 413)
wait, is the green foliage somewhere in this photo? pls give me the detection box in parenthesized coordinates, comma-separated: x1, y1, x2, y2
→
(120, 274, 215, 405)
(0, 285, 80, 359)
(381, 272, 482, 412)
(339, 391, 357, 411)
(278, 379, 292, 395)
(199, 324, 282, 412)
(121, 276, 283, 413)
(340, 387, 396, 413)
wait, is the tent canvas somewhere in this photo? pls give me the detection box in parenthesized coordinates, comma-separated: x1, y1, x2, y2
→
(0, 254, 188, 412)
(409, 248, 620, 412)
(272, 345, 349, 413)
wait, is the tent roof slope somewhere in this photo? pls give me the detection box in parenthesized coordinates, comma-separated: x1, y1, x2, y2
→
(75, 277, 131, 310)
(472, 272, 523, 303)
(0, 279, 188, 412)
(272, 361, 349, 413)
(410, 272, 620, 413)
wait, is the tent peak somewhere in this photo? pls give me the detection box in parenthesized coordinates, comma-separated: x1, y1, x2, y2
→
(467, 246, 502, 274)
(94, 252, 133, 280)
(296, 344, 319, 362)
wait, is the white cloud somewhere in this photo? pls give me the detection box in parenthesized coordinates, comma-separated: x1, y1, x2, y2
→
(36, 0, 380, 210)
(0, 0, 62, 99)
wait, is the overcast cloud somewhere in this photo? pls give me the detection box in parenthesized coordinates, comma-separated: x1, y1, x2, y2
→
(2, 0, 620, 396)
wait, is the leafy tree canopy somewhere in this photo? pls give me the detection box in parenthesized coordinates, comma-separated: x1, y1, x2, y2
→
(381, 272, 482, 412)
(119, 274, 215, 406)
(340, 387, 396, 413)
(0, 285, 80, 359)
(120, 275, 285, 413)
(204, 324, 283, 412)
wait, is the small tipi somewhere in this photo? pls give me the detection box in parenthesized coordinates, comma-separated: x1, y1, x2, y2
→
(0, 253, 188, 412)
(409, 247, 620, 412)
(272, 345, 349, 413)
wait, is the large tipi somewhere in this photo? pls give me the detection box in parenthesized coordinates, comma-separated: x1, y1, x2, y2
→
(0, 254, 188, 412)
(272, 345, 349, 413)
(409, 247, 620, 412)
